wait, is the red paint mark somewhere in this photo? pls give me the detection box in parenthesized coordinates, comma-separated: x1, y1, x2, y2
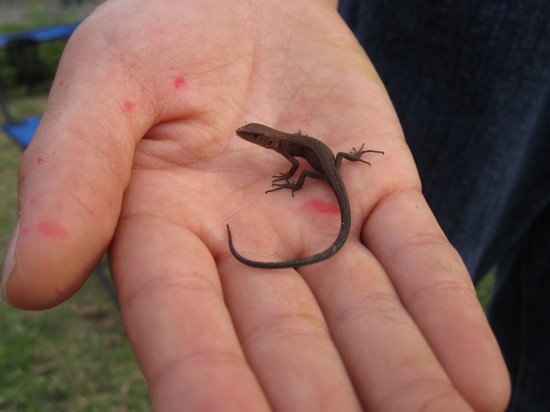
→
(174, 76, 186, 89)
(36, 157, 44, 165)
(38, 220, 69, 240)
(304, 199, 340, 215)
(123, 100, 136, 113)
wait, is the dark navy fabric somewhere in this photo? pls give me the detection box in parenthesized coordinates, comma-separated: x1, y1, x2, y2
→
(338, 1, 550, 410)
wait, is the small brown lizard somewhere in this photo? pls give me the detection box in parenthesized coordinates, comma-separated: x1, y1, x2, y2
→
(227, 123, 383, 268)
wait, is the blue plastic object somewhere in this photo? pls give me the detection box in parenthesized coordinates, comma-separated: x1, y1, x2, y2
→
(1, 116, 41, 147)
(0, 22, 79, 48)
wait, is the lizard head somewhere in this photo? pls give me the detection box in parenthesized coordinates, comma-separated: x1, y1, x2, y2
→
(236, 123, 278, 149)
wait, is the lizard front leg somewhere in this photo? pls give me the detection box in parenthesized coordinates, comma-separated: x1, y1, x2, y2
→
(335, 144, 384, 169)
(271, 153, 301, 183)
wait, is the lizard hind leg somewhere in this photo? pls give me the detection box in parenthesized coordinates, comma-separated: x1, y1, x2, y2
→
(266, 169, 325, 197)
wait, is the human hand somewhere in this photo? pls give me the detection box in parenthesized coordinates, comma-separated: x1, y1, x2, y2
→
(2, 0, 510, 410)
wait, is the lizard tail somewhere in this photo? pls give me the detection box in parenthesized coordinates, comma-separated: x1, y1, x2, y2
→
(226, 224, 347, 269)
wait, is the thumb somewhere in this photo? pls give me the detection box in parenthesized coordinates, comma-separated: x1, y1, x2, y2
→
(1, 19, 155, 309)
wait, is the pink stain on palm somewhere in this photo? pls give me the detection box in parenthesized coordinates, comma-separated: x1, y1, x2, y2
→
(304, 199, 339, 214)
(38, 220, 69, 240)
(123, 100, 136, 113)
(174, 76, 186, 89)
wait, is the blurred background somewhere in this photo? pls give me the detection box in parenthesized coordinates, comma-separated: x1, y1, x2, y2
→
(0, 1, 150, 410)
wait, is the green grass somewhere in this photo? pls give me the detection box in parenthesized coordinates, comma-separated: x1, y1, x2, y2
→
(0, 0, 90, 33)
(0, 277, 150, 411)
(476, 270, 495, 310)
(0, 137, 20, 239)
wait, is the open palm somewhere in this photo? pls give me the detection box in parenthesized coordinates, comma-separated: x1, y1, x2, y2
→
(3, 0, 509, 411)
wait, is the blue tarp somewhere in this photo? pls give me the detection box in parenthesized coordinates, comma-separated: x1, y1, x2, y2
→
(0, 22, 79, 48)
